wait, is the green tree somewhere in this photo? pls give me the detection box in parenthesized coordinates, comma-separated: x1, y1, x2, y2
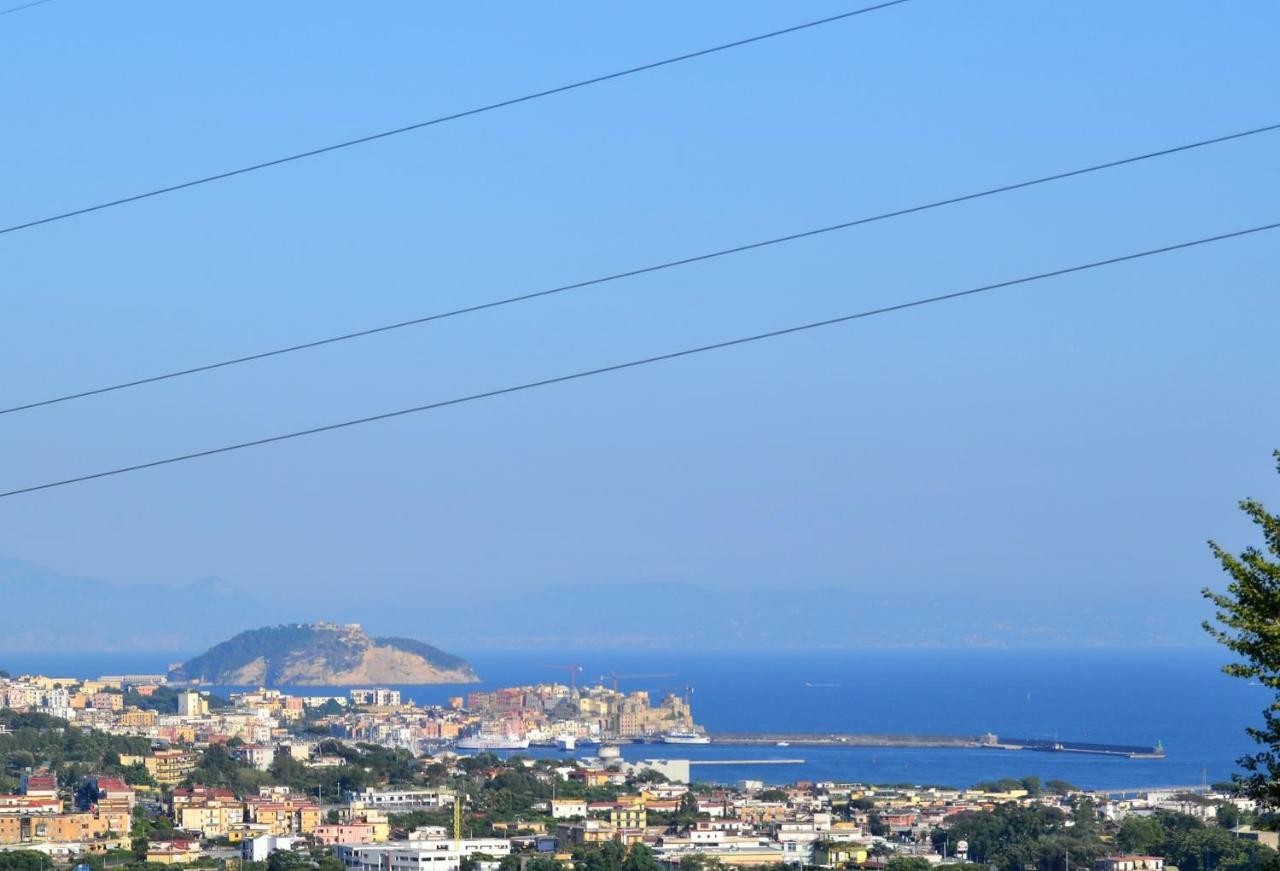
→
(1218, 803, 1244, 830)
(622, 844, 661, 871)
(1203, 450, 1280, 804)
(0, 851, 51, 871)
(886, 858, 932, 871)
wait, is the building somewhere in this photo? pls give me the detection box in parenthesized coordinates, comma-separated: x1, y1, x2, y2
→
(1234, 828, 1280, 850)
(550, 799, 588, 819)
(345, 788, 454, 811)
(244, 834, 305, 862)
(1096, 858, 1166, 871)
(334, 837, 512, 871)
(91, 692, 123, 711)
(245, 796, 320, 835)
(316, 823, 383, 846)
(236, 744, 276, 772)
(609, 806, 647, 830)
(20, 772, 57, 798)
(146, 840, 204, 865)
(176, 801, 246, 838)
(350, 689, 402, 707)
(177, 691, 209, 717)
(119, 750, 197, 786)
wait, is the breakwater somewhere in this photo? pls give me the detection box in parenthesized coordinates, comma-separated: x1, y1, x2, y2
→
(705, 732, 1164, 758)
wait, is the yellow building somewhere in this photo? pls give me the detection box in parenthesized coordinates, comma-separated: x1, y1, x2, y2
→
(119, 750, 198, 786)
(815, 842, 869, 866)
(119, 709, 159, 728)
(177, 803, 246, 838)
(146, 841, 202, 864)
(609, 807, 647, 830)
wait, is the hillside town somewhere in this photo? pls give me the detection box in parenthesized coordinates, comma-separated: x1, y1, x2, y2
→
(0, 670, 1273, 871)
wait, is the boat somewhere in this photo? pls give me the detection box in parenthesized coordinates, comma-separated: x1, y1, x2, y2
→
(661, 729, 711, 745)
(556, 735, 577, 751)
(456, 734, 530, 751)
(776, 741, 790, 747)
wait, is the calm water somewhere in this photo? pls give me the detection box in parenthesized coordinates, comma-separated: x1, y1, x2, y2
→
(0, 647, 1262, 790)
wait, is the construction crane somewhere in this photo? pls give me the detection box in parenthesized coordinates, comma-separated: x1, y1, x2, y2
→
(542, 663, 582, 691)
(453, 793, 462, 850)
(600, 672, 675, 692)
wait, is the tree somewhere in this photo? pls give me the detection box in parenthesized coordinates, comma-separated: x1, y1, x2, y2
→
(886, 858, 932, 871)
(622, 844, 661, 871)
(1218, 803, 1244, 830)
(0, 851, 49, 871)
(1203, 450, 1280, 805)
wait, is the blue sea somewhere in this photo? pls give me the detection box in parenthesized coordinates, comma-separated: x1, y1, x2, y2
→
(0, 647, 1262, 791)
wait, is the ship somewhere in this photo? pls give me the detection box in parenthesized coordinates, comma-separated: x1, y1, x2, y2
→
(661, 728, 711, 745)
(456, 733, 530, 751)
(556, 734, 577, 751)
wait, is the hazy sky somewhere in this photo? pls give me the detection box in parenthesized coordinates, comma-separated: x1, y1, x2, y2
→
(2, 1, 1278, 649)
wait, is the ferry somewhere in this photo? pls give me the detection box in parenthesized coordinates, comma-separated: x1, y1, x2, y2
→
(661, 729, 711, 745)
(456, 734, 530, 751)
(556, 735, 577, 751)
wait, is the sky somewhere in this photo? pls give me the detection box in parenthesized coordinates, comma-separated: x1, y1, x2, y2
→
(1, 0, 1278, 652)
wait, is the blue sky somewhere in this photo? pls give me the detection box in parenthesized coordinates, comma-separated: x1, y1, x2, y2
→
(1, 1, 1277, 649)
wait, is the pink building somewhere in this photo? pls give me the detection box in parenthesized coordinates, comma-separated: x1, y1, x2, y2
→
(315, 823, 379, 845)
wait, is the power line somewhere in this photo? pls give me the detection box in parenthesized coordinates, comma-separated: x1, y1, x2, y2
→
(0, 0, 56, 17)
(3, 122, 1275, 418)
(2, 219, 1274, 500)
(0, 1, 909, 238)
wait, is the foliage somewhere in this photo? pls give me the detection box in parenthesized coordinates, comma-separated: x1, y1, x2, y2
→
(972, 776, 1043, 796)
(0, 851, 52, 871)
(1119, 811, 1276, 871)
(933, 802, 1100, 871)
(0, 708, 151, 790)
(122, 685, 230, 714)
(886, 858, 933, 871)
(1203, 451, 1280, 805)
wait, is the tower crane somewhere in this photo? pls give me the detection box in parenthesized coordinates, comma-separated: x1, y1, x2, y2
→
(542, 663, 583, 691)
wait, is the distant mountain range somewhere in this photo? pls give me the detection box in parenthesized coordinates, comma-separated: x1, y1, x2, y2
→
(0, 554, 1211, 652)
(170, 623, 477, 685)
(0, 555, 251, 651)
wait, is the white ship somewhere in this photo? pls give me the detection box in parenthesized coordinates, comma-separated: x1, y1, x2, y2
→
(661, 729, 710, 745)
(456, 733, 530, 751)
(556, 735, 577, 751)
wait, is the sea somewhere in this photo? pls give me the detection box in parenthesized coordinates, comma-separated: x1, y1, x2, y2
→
(0, 647, 1262, 791)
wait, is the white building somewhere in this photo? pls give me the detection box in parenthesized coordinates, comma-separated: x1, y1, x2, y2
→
(349, 688, 402, 707)
(550, 799, 588, 819)
(236, 744, 276, 771)
(334, 837, 511, 871)
(244, 835, 305, 862)
(346, 788, 454, 810)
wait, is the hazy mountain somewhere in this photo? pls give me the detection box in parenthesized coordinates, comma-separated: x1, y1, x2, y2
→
(0, 555, 257, 651)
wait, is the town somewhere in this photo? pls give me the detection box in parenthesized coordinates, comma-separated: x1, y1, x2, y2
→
(0, 670, 1271, 871)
